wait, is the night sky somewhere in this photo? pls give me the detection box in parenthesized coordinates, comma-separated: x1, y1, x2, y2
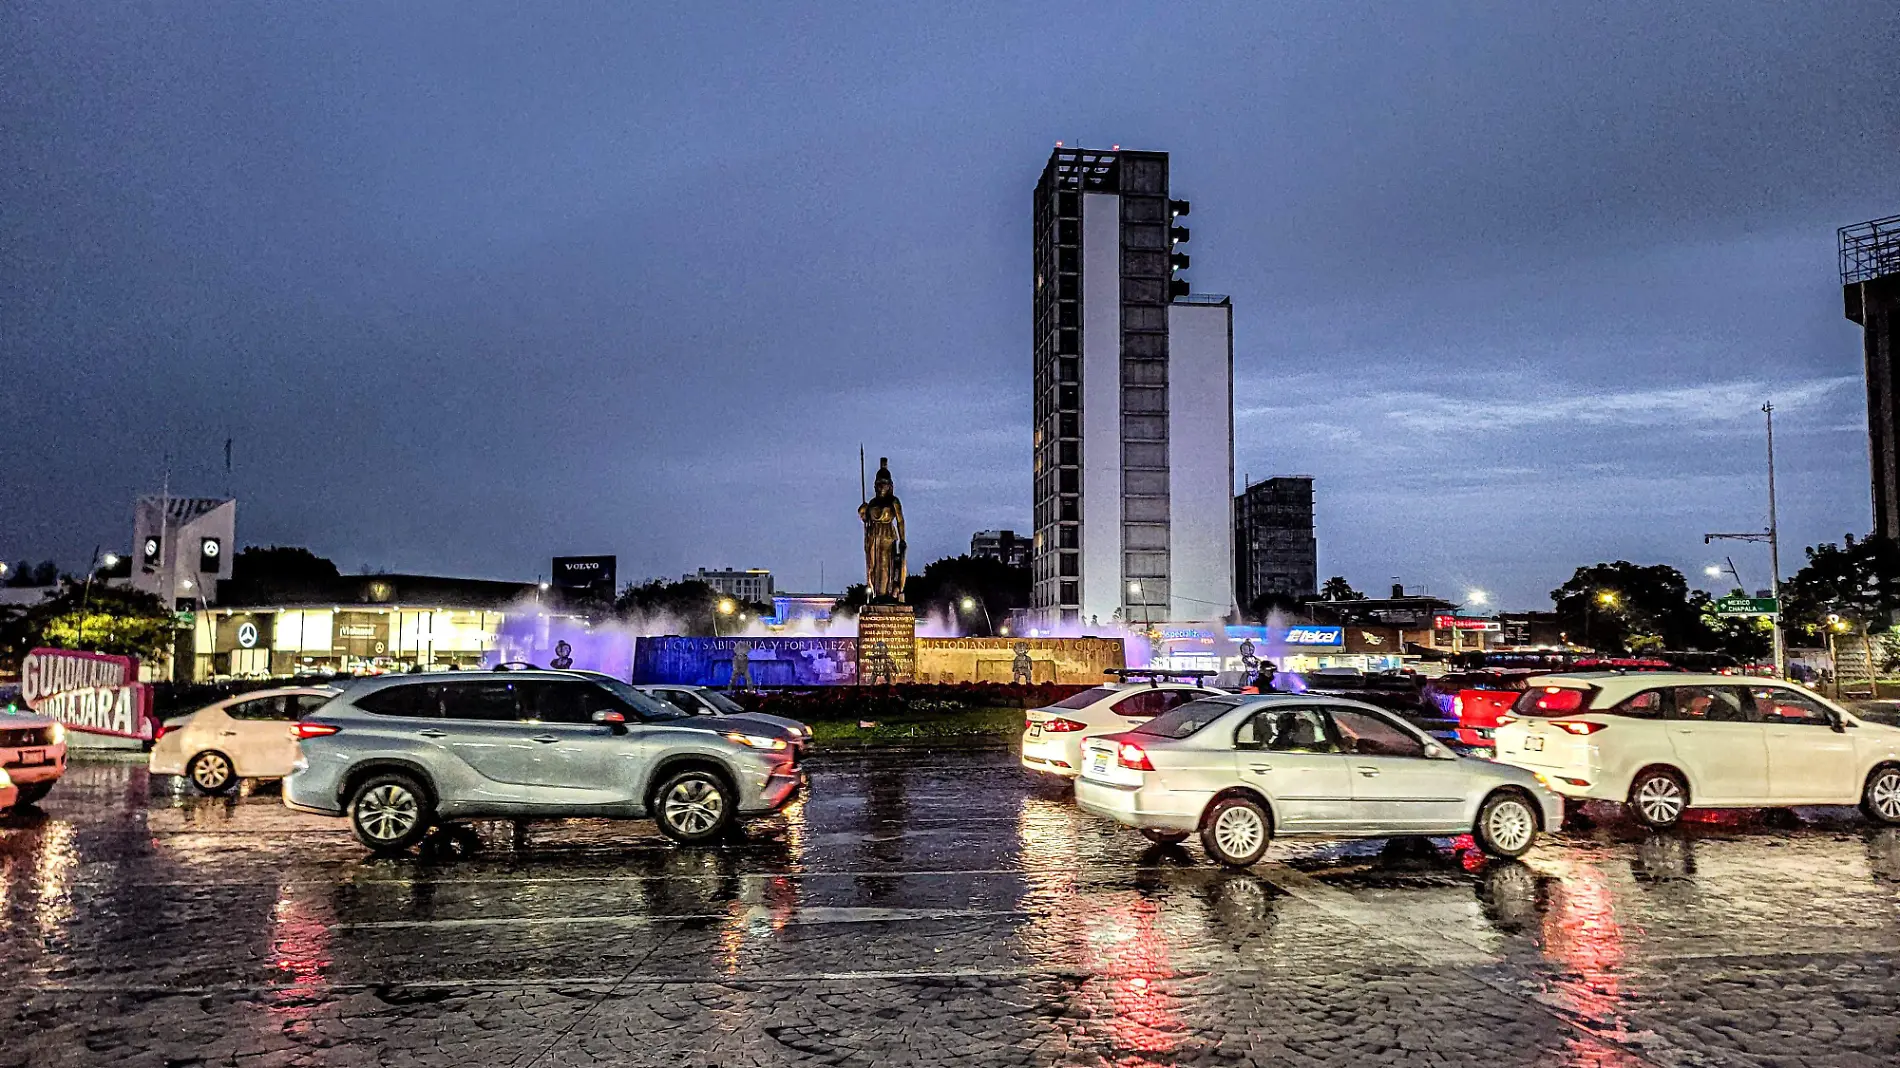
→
(4, 2, 1895, 609)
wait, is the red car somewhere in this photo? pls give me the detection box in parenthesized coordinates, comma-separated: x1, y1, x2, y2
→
(1448, 672, 1542, 750)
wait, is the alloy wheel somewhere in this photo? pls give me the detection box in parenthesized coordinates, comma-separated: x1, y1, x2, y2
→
(357, 784, 420, 842)
(1486, 799, 1536, 854)
(1873, 770, 1900, 822)
(1635, 775, 1685, 825)
(663, 778, 725, 836)
(192, 754, 231, 791)
(1214, 805, 1264, 858)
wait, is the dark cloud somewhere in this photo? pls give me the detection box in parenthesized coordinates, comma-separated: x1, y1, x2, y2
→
(2, 1, 1893, 605)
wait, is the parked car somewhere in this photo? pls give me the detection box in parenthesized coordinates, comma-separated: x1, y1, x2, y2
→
(633, 684, 811, 747)
(1020, 680, 1222, 778)
(1445, 671, 1542, 751)
(284, 670, 804, 853)
(149, 687, 339, 794)
(1492, 672, 1900, 828)
(1074, 693, 1561, 866)
(0, 767, 15, 812)
(0, 712, 68, 807)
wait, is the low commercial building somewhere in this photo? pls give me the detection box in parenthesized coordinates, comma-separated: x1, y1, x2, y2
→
(969, 530, 1031, 568)
(686, 567, 774, 603)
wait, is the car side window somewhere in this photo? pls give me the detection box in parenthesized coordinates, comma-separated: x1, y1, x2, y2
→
(1670, 686, 1755, 723)
(1156, 690, 1208, 714)
(226, 696, 292, 721)
(355, 685, 443, 719)
(1327, 708, 1426, 758)
(1748, 687, 1834, 726)
(436, 681, 522, 722)
(521, 681, 624, 724)
(1239, 708, 1338, 753)
(1613, 689, 1668, 719)
(293, 694, 332, 717)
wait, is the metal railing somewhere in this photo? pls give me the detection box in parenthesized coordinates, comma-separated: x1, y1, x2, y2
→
(1841, 214, 1900, 285)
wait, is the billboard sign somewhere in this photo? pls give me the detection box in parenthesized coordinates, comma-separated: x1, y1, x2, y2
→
(1282, 626, 1345, 647)
(552, 555, 617, 602)
(1434, 615, 1502, 632)
(20, 648, 155, 739)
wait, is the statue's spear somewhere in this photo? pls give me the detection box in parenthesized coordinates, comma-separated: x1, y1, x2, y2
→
(859, 445, 867, 504)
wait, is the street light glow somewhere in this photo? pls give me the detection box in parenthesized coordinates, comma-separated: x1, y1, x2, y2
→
(1704, 566, 1722, 578)
(1597, 591, 1618, 606)
(717, 598, 736, 615)
(960, 596, 975, 611)
(1127, 581, 1142, 594)
(102, 553, 119, 567)
(1466, 589, 1487, 605)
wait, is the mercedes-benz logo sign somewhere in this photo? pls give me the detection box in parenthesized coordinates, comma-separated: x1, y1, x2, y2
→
(202, 539, 220, 557)
(144, 538, 159, 556)
(236, 621, 258, 648)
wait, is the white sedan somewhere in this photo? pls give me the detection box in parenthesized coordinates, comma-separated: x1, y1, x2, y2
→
(1020, 681, 1219, 778)
(149, 686, 338, 794)
(1494, 672, 1900, 828)
(1075, 693, 1563, 866)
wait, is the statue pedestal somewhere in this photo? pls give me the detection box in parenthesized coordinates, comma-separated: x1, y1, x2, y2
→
(856, 605, 917, 685)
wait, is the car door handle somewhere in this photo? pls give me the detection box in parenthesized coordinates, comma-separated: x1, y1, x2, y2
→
(530, 734, 559, 744)
(219, 730, 237, 737)
(417, 729, 447, 738)
(1357, 766, 1380, 777)
(1249, 764, 1272, 773)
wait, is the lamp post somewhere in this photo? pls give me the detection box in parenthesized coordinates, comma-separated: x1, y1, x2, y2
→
(1128, 581, 1147, 627)
(714, 597, 735, 637)
(1703, 401, 1785, 677)
(958, 595, 992, 636)
(78, 548, 120, 648)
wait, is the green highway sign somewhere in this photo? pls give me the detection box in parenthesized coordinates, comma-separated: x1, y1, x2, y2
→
(1714, 596, 1777, 616)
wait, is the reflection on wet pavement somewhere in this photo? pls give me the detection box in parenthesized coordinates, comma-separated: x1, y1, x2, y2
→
(5, 752, 1900, 1066)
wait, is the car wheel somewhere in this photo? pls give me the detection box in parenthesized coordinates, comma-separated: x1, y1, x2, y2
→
(1474, 790, 1539, 859)
(653, 768, 736, 844)
(13, 781, 54, 807)
(1140, 828, 1190, 846)
(1861, 765, 1900, 825)
(188, 751, 238, 796)
(348, 773, 435, 853)
(1200, 795, 1271, 867)
(1627, 768, 1688, 829)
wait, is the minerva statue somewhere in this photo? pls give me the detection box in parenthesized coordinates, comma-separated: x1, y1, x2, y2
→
(859, 455, 907, 603)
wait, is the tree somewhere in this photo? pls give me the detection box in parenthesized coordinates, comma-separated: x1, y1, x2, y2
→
(1780, 534, 1900, 637)
(225, 545, 341, 603)
(902, 555, 1030, 636)
(613, 579, 768, 636)
(0, 582, 176, 665)
(1319, 576, 1365, 602)
(5, 560, 58, 587)
(1551, 561, 1714, 653)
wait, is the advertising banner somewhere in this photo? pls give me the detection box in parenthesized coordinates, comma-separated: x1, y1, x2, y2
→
(20, 647, 155, 739)
(632, 637, 859, 687)
(552, 555, 618, 602)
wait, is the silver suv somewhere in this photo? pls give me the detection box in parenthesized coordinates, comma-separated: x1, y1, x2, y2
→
(284, 671, 804, 853)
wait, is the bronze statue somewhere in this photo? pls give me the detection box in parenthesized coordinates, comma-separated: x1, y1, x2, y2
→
(858, 455, 907, 603)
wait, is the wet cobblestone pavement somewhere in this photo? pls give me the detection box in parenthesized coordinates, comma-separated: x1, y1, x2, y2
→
(6, 752, 1900, 1067)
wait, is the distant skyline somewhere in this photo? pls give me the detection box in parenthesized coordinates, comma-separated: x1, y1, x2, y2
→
(4, 2, 1896, 610)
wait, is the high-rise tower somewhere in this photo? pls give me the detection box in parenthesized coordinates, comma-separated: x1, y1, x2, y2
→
(1030, 146, 1234, 627)
(1843, 214, 1900, 540)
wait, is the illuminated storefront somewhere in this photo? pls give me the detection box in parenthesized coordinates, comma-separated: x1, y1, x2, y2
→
(193, 605, 510, 680)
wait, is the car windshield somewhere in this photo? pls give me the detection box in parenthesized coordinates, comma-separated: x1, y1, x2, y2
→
(691, 689, 745, 715)
(1050, 686, 1119, 710)
(589, 678, 691, 719)
(1133, 697, 1240, 739)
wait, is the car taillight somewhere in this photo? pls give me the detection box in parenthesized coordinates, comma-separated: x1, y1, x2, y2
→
(1530, 687, 1585, 713)
(1550, 720, 1606, 736)
(1452, 696, 1465, 718)
(291, 723, 340, 740)
(1117, 742, 1153, 771)
(1041, 718, 1085, 733)
(154, 724, 171, 740)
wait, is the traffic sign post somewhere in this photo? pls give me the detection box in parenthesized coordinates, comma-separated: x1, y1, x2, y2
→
(1715, 596, 1778, 617)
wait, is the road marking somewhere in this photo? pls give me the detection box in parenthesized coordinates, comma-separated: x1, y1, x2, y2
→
(335, 906, 1029, 931)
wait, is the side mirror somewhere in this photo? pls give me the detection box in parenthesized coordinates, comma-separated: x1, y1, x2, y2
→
(592, 710, 627, 726)
(1424, 743, 1452, 760)
(1828, 711, 1847, 734)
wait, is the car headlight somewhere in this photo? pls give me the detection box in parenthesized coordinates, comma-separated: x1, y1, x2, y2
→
(0, 767, 11, 788)
(725, 732, 788, 751)
(50, 723, 66, 746)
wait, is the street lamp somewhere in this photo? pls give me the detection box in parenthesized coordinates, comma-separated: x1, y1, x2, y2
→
(1597, 591, 1618, 607)
(1466, 589, 1488, 606)
(714, 598, 736, 637)
(1127, 581, 1148, 627)
(958, 595, 992, 635)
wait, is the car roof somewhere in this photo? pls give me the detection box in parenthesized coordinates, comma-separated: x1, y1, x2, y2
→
(344, 669, 607, 692)
(1530, 670, 1789, 690)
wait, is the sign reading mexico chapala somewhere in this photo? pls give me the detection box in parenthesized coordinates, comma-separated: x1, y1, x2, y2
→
(20, 648, 155, 739)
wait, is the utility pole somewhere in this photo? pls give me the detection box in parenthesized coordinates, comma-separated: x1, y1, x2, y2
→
(1704, 401, 1785, 677)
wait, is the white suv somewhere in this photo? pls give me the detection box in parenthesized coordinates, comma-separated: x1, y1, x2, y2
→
(1493, 672, 1900, 828)
(1021, 680, 1220, 778)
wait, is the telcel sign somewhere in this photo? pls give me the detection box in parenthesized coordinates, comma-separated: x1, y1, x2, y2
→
(1282, 626, 1345, 647)
(20, 647, 155, 739)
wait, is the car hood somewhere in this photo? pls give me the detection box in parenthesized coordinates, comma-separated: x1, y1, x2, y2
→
(0, 712, 58, 729)
(673, 713, 802, 741)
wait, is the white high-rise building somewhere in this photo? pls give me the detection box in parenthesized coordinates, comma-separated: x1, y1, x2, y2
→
(1031, 146, 1234, 627)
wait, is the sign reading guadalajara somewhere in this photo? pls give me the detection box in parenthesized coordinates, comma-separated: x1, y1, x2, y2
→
(20, 647, 155, 739)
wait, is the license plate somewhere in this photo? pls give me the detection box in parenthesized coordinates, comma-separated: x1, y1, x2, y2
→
(1027, 724, 1042, 738)
(16, 749, 44, 765)
(1524, 736, 1544, 751)
(1086, 749, 1111, 777)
